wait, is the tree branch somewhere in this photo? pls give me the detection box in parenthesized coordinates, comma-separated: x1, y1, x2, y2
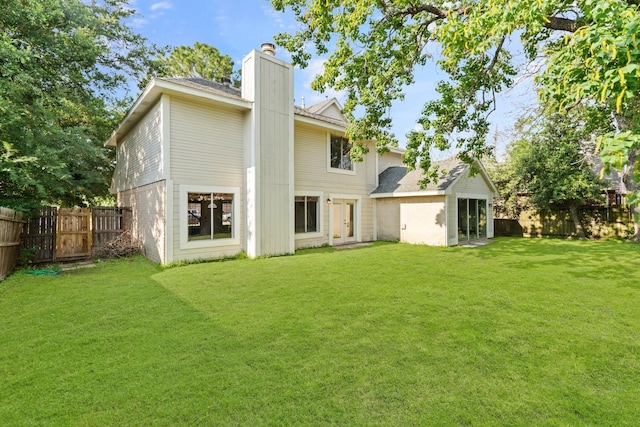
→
(379, 1, 579, 33)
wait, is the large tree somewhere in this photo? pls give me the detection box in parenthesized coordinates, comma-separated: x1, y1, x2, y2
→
(143, 42, 240, 89)
(0, 0, 160, 212)
(492, 107, 610, 238)
(272, 0, 640, 235)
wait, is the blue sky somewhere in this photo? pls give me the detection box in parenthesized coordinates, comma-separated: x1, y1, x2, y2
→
(128, 0, 537, 159)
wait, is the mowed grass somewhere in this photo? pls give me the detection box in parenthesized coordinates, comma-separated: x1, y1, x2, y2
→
(1, 238, 639, 426)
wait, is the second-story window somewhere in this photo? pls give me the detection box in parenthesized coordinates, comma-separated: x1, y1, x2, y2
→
(330, 135, 353, 171)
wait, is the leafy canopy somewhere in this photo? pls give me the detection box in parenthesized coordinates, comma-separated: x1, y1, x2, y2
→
(272, 0, 640, 188)
(142, 42, 240, 89)
(492, 106, 610, 219)
(0, 0, 160, 212)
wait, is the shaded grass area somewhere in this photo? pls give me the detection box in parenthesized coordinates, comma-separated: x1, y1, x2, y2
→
(1, 238, 639, 425)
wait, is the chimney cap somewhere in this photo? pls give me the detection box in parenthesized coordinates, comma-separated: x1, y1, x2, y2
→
(261, 42, 276, 56)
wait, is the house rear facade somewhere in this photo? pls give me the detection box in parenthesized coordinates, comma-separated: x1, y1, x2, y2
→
(106, 44, 497, 264)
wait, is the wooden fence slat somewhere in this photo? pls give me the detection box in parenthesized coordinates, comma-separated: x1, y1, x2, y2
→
(1, 206, 25, 280)
(19, 206, 131, 264)
(494, 206, 634, 238)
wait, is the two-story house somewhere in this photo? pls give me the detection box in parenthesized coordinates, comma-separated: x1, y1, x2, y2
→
(106, 44, 497, 264)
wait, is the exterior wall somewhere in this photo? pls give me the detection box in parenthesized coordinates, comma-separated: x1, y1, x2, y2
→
(113, 100, 163, 192)
(378, 150, 405, 175)
(168, 96, 246, 262)
(448, 169, 496, 245)
(118, 180, 166, 264)
(375, 198, 401, 241)
(446, 194, 458, 245)
(293, 122, 377, 249)
(319, 104, 345, 121)
(242, 50, 295, 257)
(376, 196, 447, 245)
(400, 196, 447, 246)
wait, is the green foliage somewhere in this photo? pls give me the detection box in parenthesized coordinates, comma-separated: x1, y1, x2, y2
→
(1, 240, 640, 424)
(142, 42, 240, 89)
(272, 0, 640, 188)
(492, 106, 610, 222)
(0, 0, 160, 212)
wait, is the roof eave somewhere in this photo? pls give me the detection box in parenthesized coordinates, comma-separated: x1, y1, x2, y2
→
(370, 190, 446, 198)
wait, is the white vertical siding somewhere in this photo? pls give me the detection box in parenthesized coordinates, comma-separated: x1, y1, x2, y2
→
(118, 180, 166, 263)
(242, 50, 295, 257)
(113, 100, 163, 192)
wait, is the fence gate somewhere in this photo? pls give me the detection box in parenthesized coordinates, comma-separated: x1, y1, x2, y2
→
(56, 208, 91, 260)
(21, 207, 130, 264)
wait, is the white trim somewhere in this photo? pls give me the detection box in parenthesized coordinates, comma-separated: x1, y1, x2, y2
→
(165, 179, 174, 263)
(160, 95, 171, 180)
(105, 79, 251, 147)
(326, 133, 357, 176)
(294, 191, 323, 240)
(328, 193, 362, 245)
(179, 184, 241, 250)
(370, 190, 446, 198)
(456, 192, 489, 200)
(294, 115, 347, 132)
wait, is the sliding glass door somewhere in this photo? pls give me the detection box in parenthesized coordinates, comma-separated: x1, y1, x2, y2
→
(458, 198, 487, 241)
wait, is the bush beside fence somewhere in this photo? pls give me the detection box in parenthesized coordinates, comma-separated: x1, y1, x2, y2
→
(0, 207, 25, 280)
(495, 206, 633, 239)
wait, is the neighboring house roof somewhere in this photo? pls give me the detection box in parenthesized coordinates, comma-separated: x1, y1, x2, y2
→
(371, 155, 498, 197)
(105, 77, 348, 147)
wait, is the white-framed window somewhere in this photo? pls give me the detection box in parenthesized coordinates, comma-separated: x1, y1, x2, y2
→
(180, 185, 240, 249)
(328, 134, 356, 174)
(295, 196, 318, 233)
(294, 190, 323, 239)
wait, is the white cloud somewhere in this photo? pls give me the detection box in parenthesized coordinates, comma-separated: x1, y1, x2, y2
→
(150, 1, 172, 11)
(131, 18, 148, 28)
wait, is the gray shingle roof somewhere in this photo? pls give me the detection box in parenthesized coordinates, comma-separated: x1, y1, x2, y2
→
(159, 77, 244, 99)
(158, 77, 348, 127)
(371, 156, 467, 195)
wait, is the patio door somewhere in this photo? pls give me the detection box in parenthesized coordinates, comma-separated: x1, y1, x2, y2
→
(458, 198, 487, 242)
(332, 199, 356, 245)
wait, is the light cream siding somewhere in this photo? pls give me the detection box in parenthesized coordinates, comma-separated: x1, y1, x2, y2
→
(169, 97, 246, 261)
(399, 196, 447, 246)
(452, 171, 493, 195)
(293, 122, 375, 246)
(319, 104, 344, 121)
(378, 150, 404, 174)
(118, 181, 166, 264)
(113, 100, 163, 192)
(375, 198, 401, 241)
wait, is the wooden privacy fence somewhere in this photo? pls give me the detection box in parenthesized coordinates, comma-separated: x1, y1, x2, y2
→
(20, 207, 131, 264)
(0, 207, 25, 280)
(494, 206, 633, 238)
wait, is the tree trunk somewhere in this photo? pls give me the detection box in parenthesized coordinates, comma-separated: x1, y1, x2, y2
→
(568, 204, 586, 239)
(622, 148, 640, 241)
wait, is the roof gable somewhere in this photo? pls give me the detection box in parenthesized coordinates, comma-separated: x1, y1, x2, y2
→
(306, 98, 346, 122)
(371, 155, 498, 197)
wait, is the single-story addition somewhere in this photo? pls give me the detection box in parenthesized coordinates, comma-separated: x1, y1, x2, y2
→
(371, 156, 499, 246)
(105, 43, 498, 264)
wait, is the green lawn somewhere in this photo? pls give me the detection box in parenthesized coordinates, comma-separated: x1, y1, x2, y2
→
(1, 238, 639, 426)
